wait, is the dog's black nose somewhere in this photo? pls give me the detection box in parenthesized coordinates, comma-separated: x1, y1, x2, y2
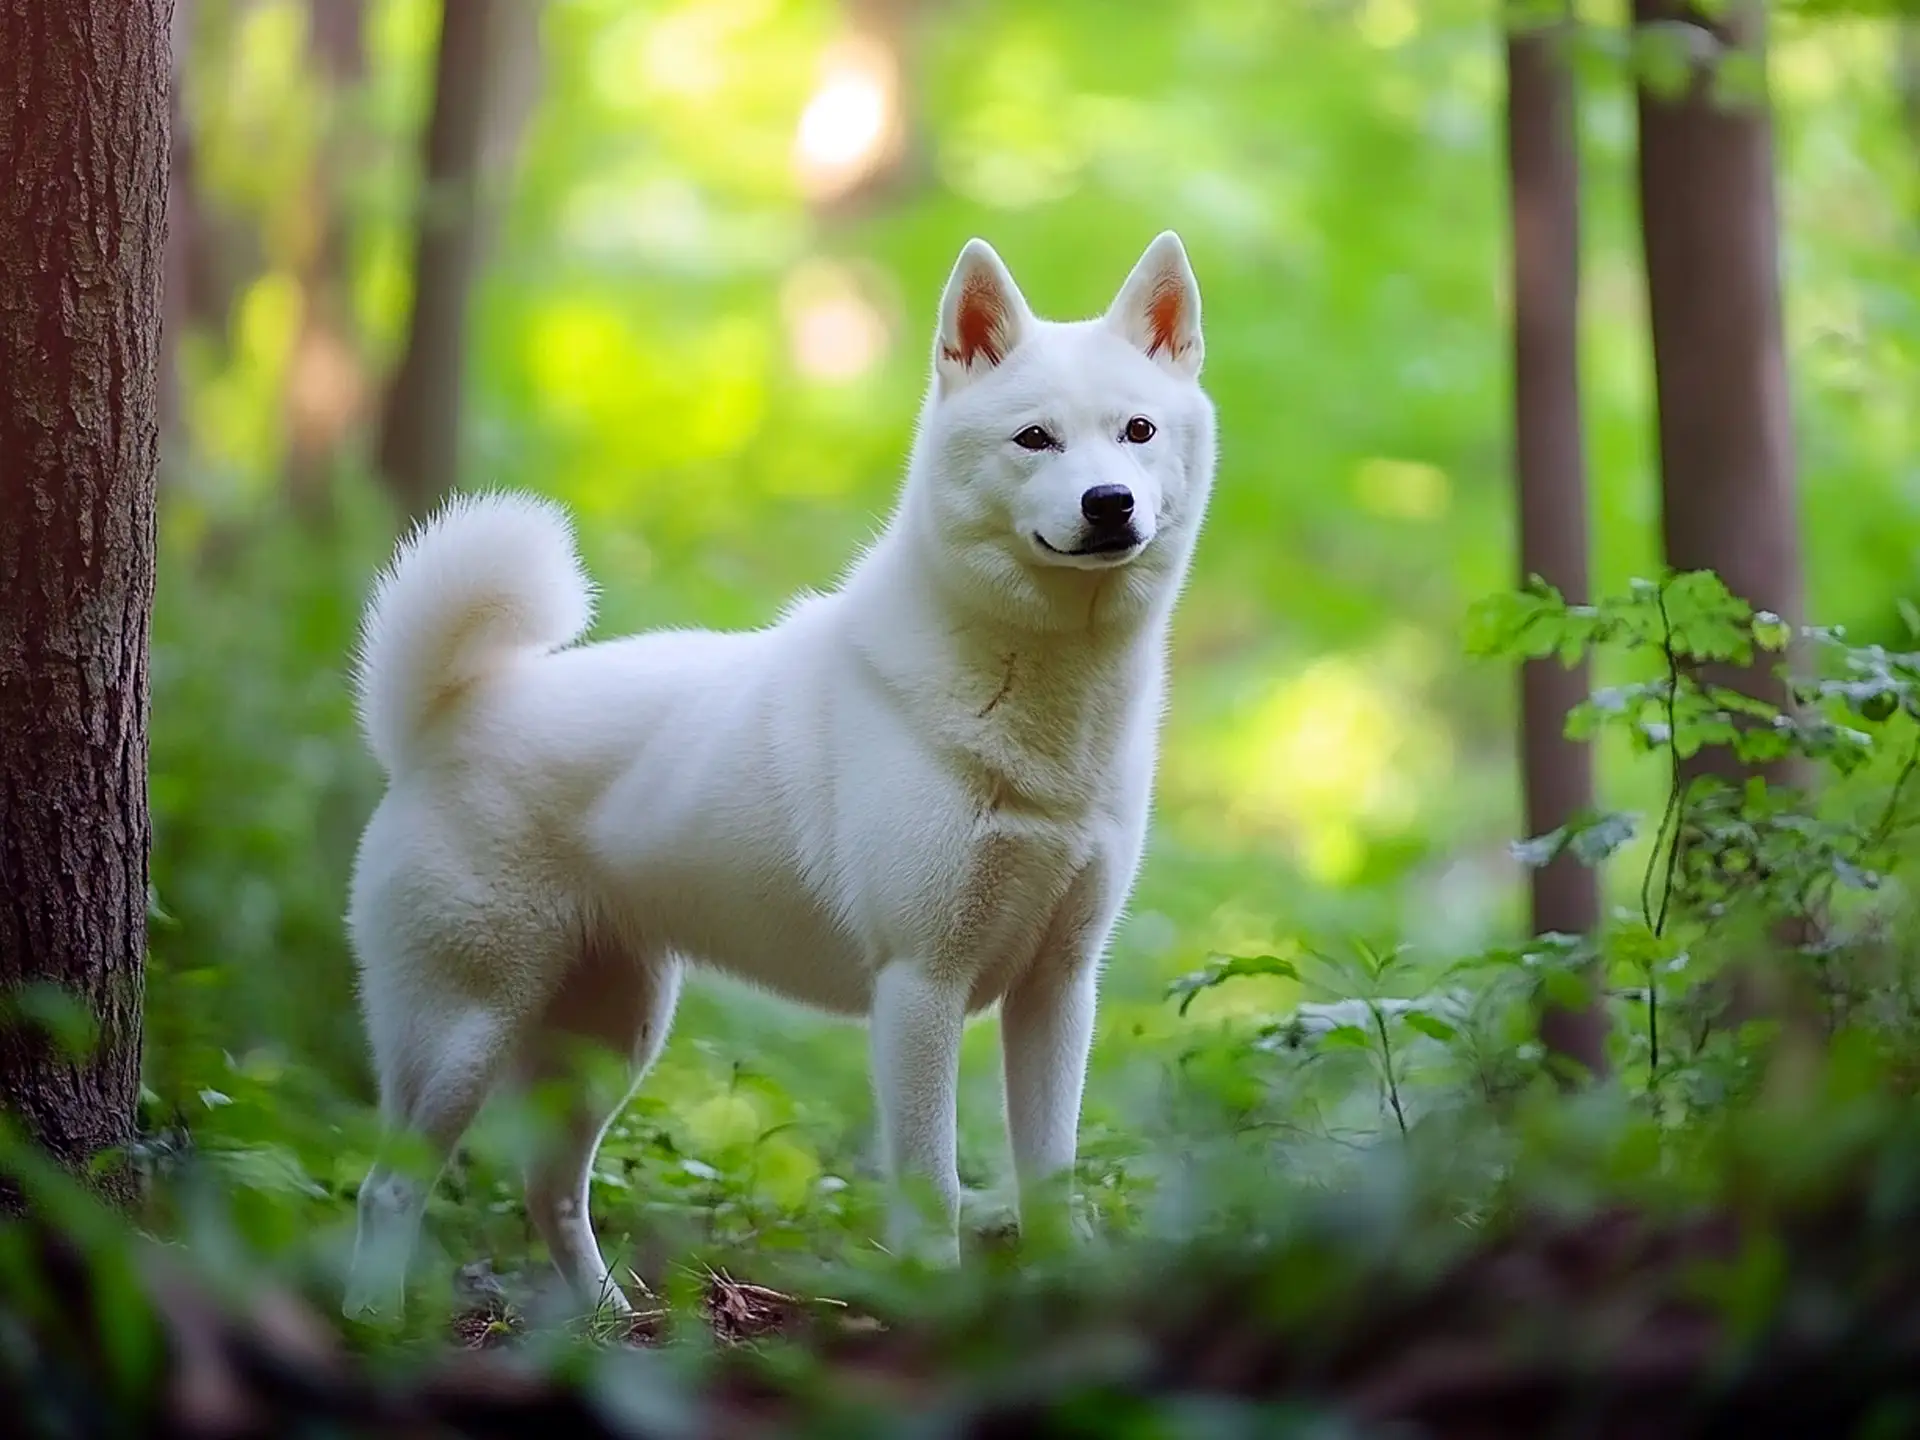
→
(1081, 484, 1134, 527)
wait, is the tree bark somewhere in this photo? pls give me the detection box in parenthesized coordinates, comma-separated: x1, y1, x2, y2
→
(0, 0, 171, 1206)
(1633, 1, 1819, 1079)
(1507, 8, 1608, 1078)
(376, 0, 499, 520)
(1633, 0, 1802, 721)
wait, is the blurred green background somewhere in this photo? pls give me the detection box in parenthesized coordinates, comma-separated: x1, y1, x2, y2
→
(145, 0, 1920, 1282)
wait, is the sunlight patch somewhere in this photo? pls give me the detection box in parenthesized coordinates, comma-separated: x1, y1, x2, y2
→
(1189, 648, 1453, 875)
(526, 302, 635, 426)
(1302, 823, 1364, 887)
(1357, 0, 1417, 50)
(794, 34, 901, 203)
(1353, 457, 1449, 522)
(782, 259, 892, 382)
(943, 36, 1088, 209)
(687, 1092, 762, 1154)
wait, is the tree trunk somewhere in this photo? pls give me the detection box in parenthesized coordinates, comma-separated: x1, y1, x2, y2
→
(1633, 0, 1817, 1078)
(284, 0, 369, 522)
(1507, 8, 1608, 1078)
(0, 0, 170, 1207)
(805, 0, 927, 219)
(1633, 0, 1802, 720)
(1897, 22, 1920, 230)
(376, 0, 499, 520)
(482, 0, 544, 180)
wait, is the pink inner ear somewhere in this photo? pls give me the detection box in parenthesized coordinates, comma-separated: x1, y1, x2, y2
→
(1145, 275, 1189, 360)
(946, 274, 1008, 369)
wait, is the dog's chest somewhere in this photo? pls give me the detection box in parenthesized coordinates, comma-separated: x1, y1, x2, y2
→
(913, 689, 1145, 985)
(901, 790, 1109, 1003)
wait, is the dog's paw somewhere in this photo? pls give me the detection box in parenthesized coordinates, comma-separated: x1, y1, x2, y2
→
(342, 1292, 404, 1327)
(967, 1178, 1095, 1256)
(886, 1214, 962, 1269)
(959, 1186, 1021, 1253)
(342, 1273, 408, 1327)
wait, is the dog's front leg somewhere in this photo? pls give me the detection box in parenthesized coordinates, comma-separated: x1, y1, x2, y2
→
(869, 961, 967, 1266)
(1000, 956, 1097, 1249)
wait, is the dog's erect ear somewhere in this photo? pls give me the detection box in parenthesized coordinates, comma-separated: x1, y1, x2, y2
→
(934, 239, 1031, 395)
(1105, 231, 1203, 378)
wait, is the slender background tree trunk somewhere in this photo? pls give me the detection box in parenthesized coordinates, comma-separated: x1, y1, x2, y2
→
(1507, 6, 1608, 1078)
(284, 0, 369, 522)
(806, 0, 926, 219)
(0, 0, 171, 1205)
(1634, 0, 1802, 715)
(376, 0, 499, 520)
(1633, 0, 1819, 1074)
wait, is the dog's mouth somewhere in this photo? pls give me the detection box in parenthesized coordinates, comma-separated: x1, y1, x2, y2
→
(1034, 531, 1144, 561)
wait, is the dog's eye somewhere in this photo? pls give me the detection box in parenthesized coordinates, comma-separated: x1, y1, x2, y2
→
(1123, 416, 1156, 444)
(1012, 425, 1058, 452)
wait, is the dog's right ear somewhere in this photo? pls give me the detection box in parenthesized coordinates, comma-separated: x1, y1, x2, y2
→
(933, 239, 1031, 396)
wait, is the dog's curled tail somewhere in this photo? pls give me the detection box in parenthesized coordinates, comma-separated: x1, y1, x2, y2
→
(354, 491, 594, 775)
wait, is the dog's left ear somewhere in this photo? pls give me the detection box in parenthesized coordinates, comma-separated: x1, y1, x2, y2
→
(1106, 231, 1203, 378)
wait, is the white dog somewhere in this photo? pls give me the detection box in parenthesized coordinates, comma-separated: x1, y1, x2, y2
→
(342, 233, 1216, 1318)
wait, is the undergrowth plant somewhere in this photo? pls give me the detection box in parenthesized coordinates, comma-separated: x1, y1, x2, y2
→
(1169, 570, 1920, 1156)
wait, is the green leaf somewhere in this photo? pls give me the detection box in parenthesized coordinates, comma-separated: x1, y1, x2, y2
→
(1401, 1011, 1458, 1042)
(1511, 828, 1566, 870)
(1464, 583, 1568, 660)
(1540, 967, 1595, 1012)
(206, 1143, 326, 1198)
(1567, 811, 1637, 867)
(1751, 611, 1793, 651)
(1167, 953, 1301, 1016)
(1318, 1025, 1372, 1050)
(1513, 811, 1636, 870)
(1831, 857, 1879, 891)
(1, 983, 99, 1061)
(1614, 922, 1682, 977)
(1859, 691, 1898, 723)
(1664, 571, 1755, 663)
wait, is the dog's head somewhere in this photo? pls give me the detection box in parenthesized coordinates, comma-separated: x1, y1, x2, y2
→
(906, 233, 1217, 627)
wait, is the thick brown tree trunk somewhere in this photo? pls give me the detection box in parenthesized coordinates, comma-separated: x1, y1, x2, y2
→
(376, 0, 499, 520)
(0, 0, 171, 1206)
(1507, 8, 1608, 1078)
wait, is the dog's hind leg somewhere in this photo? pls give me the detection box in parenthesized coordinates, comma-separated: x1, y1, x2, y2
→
(345, 937, 557, 1321)
(516, 942, 682, 1318)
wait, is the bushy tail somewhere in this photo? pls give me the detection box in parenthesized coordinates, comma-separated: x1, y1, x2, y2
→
(353, 491, 594, 774)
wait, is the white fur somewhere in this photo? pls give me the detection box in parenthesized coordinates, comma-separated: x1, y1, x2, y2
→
(341, 233, 1217, 1318)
